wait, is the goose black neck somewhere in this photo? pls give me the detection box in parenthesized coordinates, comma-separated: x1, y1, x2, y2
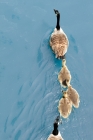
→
(56, 14, 60, 30)
(52, 122, 59, 136)
(52, 129, 58, 136)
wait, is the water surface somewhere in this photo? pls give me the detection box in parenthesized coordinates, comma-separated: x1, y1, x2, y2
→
(0, 0, 93, 139)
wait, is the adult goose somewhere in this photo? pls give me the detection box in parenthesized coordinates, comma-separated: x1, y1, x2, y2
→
(50, 9, 69, 59)
(47, 116, 64, 140)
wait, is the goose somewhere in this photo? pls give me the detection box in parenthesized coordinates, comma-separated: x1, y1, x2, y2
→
(50, 9, 69, 59)
(58, 91, 72, 118)
(47, 116, 64, 140)
(66, 83, 80, 108)
(58, 59, 71, 88)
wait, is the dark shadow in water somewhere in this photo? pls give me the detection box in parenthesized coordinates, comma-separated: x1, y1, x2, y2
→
(18, 85, 23, 95)
(11, 102, 24, 126)
(37, 28, 62, 69)
(37, 28, 53, 66)
(14, 130, 21, 140)
(4, 116, 8, 132)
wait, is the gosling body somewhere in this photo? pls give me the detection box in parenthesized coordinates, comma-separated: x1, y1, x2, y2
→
(58, 59, 71, 88)
(58, 91, 72, 118)
(67, 85, 80, 108)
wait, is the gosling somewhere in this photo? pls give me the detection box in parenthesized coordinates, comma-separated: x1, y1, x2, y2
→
(58, 91, 72, 118)
(58, 59, 71, 88)
(67, 84, 80, 108)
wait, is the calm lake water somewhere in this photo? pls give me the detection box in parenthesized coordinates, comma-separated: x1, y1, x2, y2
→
(0, 0, 93, 139)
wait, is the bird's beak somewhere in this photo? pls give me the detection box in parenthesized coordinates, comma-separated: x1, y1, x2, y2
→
(54, 9, 56, 14)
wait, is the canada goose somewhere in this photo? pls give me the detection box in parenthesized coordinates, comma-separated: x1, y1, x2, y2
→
(50, 9, 69, 59)
(66, 84, 80, 108)
(47, 116, 64, 140)
(58, 59, 71, 88)
(58, 91, 72, 118)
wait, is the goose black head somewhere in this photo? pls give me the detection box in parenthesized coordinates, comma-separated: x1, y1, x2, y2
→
(54, 116, 60, 124)
(54, 9, 60, 15)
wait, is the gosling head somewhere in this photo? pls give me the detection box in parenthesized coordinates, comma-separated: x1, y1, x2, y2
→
(66, 80, 70, 87)
(54, 9, 60, 16)
(62, 59, 66, 67)
(62, 91, 68, 98)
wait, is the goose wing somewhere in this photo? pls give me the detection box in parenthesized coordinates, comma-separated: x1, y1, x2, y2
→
(50, 32, 69, 57)
(67, 87, 80, 108)
(58, 98, 72, 118)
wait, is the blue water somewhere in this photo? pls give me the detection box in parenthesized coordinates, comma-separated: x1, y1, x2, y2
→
(0, 0, 93, 139)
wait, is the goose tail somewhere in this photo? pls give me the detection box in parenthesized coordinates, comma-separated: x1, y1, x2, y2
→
(59, 55, 65, 60)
